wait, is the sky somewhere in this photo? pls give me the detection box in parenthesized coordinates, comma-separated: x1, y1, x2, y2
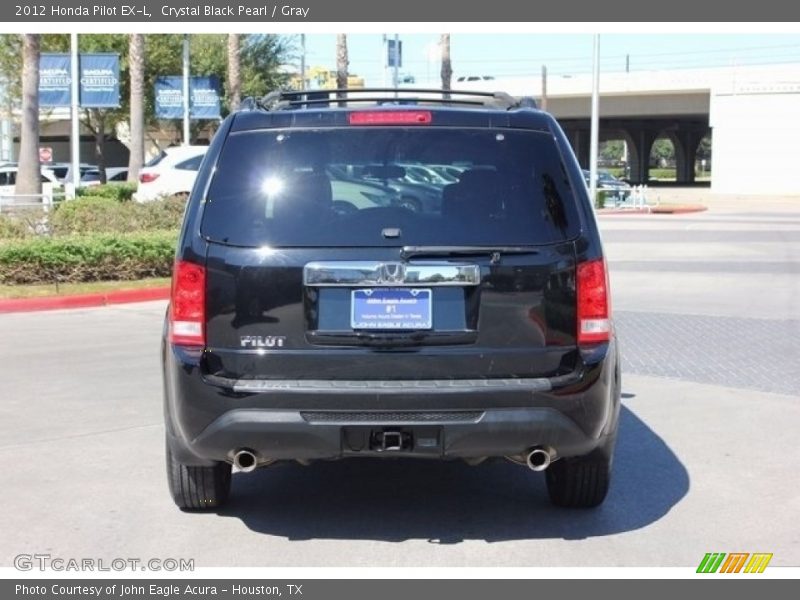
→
(297, 34, 800, 86)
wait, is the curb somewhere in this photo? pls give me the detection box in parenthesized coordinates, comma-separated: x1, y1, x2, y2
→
(0, 286, 170, 314)
(598, 205, 708, 216)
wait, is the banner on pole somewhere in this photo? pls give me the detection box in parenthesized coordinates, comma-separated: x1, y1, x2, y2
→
(155, 76, 221, 120)
(79, 53, 120, 108)
(154, 76, 184, 119)
(39, 54, 72, 107)
(387, 39, 403, 68)
(189, 75, 221, 119)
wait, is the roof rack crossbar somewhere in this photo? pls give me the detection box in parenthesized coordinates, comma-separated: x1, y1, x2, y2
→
(248, 88, 533, 112)
(279, 87, 503, 98)
(285, 97, 488, 108)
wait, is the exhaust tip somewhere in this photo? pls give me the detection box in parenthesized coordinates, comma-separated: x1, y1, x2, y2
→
(526, 447, 554, 472)
(233, 449, 258, 473)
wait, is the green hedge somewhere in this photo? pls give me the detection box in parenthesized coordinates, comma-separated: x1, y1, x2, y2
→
(0, 231, 178, 284)
(51, 196, 187, 235)
(76, 182, 137, 202)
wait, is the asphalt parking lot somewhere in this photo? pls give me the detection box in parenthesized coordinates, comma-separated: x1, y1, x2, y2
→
(1, 201, 799, 568)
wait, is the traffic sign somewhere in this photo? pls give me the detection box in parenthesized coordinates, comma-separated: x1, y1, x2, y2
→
(39, 146, 53, 163)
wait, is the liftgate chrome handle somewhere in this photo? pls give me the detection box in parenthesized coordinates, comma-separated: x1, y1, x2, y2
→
(303, 261, 481, 287)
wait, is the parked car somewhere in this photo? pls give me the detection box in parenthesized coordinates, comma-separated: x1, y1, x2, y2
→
(81, 167, 129, 186)
(329, 164, 443, 214)
(583, 169, 632, 202)
(134, 145, 207, 202)
(456, 75, 496, 82)
(399, 163, 453, 186)
(47, 162, 96, 185)
(429, 164, 466, 182)
(329, 177, 400, 213)
(162, 89, 620, 511)
(0, 165, 61, 204)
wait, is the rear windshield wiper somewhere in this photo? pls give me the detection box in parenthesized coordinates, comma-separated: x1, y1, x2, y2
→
(400, 245, 540, 263)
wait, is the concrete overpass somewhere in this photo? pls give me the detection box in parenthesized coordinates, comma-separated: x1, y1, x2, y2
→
(460, 64, 800, 195)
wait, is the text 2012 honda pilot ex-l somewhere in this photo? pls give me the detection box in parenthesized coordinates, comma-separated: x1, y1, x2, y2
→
(162, 89, 621, 511)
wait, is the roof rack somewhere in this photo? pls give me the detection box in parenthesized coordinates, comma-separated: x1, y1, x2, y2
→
(242, 88, 537, 112)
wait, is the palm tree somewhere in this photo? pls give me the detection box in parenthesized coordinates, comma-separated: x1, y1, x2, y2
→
(440, 34, 452, 95)
(335, 34, 348, 99)
(227, 34, 241, 112)
(16, 34, 41, 198)
(127, 33, 145, 182)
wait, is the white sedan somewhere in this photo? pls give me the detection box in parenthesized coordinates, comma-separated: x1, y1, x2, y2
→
(134, 145, 208, 202)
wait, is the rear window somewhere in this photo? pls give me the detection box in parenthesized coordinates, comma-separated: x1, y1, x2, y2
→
(145, 151, 167, 167)
(175, 155, 203, 171)
(201, 127, 580, 247)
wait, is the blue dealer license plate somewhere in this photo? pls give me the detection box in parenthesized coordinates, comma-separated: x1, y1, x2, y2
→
(351, 288, 432, 330)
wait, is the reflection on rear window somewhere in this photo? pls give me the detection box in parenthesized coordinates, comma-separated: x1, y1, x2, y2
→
(201, 128, 580, 247)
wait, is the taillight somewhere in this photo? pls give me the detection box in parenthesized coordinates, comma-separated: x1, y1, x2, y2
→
(139, 172, 160, 183)
(349, 111, 432, 125)
(577, 258, 611, 345)
(169, 260, 206, 347)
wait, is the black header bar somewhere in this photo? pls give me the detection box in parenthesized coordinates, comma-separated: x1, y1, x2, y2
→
(3, 579, 797, 600)
(2, 0, 800, 23)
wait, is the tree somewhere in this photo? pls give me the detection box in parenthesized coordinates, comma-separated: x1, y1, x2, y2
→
(127, 34, 145, 182)
(651, 137, 675, 167)
(696, 134, 712, 161)
(238, 35, 289, 99)
(600, 140, 624, 162)
(227, 34, 241, 112)
(0, 36, 23, 103)
(335, 34, 348, 99)
(16, 34, 41, 198)
(440, 34, 452, 93)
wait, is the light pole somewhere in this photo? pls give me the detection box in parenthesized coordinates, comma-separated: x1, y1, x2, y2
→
(182, 35, 190, 146)
(300, 34, 306, 90)
(0, 76, 13, 162)
(392, 34, 400, 89)
(69, 32, 80, 197)
(589, 34, 600, 207)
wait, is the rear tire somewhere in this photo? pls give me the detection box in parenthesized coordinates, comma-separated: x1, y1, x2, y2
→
(166, 444, 231, 510)
(545, 451, 611, 508)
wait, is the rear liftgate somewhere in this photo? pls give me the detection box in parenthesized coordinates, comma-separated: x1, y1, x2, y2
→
(304, 260, 482, 455)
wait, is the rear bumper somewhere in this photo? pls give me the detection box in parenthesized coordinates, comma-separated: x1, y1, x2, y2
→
(163, 342, 620, 465)
(170, 406, 612, 464)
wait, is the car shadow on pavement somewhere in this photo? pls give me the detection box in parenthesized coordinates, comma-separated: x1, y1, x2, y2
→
(217, 402, 688, 542)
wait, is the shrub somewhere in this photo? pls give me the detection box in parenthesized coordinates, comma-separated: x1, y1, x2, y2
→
(51, 196, 187, 235)
(595, 190, 607, 209)
(0, 231, 178, 284)
(0, 209, 53, 239)
(137, 196, 188, 231)
(76, 182, 137, 202)
(51, 196, 135, 235)
(0, 214, 31, 239)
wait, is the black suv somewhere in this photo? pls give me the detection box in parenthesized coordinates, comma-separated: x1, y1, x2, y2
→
(163, 89, 620, 510)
